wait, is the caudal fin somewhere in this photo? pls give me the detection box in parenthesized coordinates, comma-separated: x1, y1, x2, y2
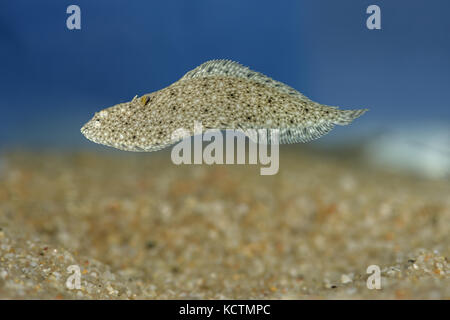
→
(333, 108, 368, 125)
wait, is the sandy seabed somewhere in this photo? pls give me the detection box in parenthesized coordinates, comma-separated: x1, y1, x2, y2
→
(0, 147, 449, 299)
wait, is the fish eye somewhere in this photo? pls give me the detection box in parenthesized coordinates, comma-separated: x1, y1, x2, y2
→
(140, 96, 150, 106)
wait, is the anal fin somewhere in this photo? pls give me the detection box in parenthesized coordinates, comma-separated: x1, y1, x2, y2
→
(278, 122, 335, 144)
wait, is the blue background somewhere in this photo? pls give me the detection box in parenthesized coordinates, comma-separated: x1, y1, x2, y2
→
(1, 0, 449, 148)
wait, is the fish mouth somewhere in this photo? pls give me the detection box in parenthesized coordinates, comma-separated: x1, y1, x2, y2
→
(80, 122, 99, 145)
(80, 123, 91, 139)
(80, 119, 171, 152)
(80, 128, 95, 145)
(80, 123, 146, 152)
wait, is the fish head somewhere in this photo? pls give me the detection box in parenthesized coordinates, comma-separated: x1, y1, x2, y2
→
(80, 95, 155, 151)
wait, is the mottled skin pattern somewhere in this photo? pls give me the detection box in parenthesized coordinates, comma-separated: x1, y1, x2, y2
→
(81, 60, 367, 151)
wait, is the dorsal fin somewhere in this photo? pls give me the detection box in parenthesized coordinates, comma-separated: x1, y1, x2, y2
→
(180, 59, 312, 102)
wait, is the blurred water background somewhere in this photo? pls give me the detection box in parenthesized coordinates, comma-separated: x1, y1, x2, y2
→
(0, 0, 449, 177)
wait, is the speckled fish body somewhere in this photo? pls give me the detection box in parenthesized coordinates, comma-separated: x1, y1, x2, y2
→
(81, 60, 367, 151)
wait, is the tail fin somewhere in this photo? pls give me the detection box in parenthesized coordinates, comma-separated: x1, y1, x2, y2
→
(333, 108, 368, 125)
